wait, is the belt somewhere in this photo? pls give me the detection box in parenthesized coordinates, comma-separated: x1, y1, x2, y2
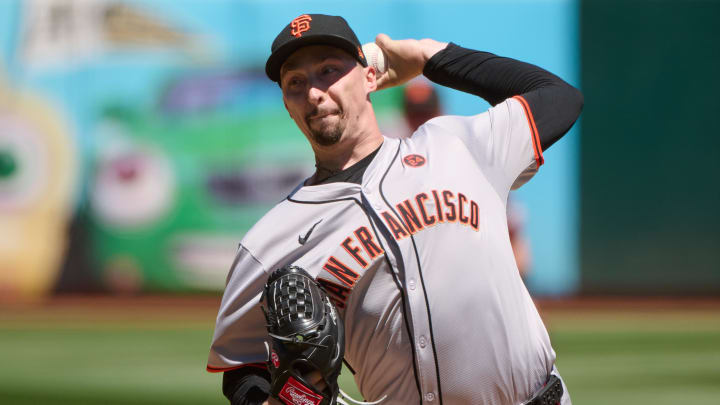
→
(523, 374, 564, 405)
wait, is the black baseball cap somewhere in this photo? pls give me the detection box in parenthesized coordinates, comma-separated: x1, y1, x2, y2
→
(265, 14, 368, 83)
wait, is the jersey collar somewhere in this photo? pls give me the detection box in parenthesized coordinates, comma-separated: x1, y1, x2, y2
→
(287, 136, 400, 203)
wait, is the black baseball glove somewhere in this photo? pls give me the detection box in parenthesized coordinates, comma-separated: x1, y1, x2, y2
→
(261, 265, 344, 405)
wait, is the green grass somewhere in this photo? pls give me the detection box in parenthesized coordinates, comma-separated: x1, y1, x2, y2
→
(547, 310, 720, 405)
(1, 301, 718, 404)
(0, 327, 225, 405)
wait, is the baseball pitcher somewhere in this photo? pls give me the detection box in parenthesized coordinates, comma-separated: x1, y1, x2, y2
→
(207, 14, 583, 405)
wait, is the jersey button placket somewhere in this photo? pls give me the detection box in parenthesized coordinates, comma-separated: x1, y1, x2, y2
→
(361, 189, 382, 211)
(397, 243, 438, 404)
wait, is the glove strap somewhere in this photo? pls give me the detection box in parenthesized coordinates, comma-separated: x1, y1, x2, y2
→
(268, 332, 328, 348)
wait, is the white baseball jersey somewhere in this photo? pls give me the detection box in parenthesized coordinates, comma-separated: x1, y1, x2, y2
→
(207, 96, 571, 405)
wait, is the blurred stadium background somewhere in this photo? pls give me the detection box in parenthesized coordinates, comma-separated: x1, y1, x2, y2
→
(1, 0, 718, 404)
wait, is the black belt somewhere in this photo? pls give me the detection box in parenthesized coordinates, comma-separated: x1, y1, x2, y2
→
(524, 374, 564, 405)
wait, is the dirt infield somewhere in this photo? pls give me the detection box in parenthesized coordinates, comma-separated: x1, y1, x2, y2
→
(2, 294, 719, 325)
(4, 294, 720, 311)
(536, 296, 720, 310)
(0, 294, 222, 325)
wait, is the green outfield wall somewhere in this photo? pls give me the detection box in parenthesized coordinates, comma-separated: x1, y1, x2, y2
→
(580, 0, 720, 294)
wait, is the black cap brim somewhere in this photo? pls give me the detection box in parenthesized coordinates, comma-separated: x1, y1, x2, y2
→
(265, 34, 368, 83)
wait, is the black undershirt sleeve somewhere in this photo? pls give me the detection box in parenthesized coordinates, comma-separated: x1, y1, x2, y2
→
(222, 367, 271, 405)
(423, 43, 583, 150)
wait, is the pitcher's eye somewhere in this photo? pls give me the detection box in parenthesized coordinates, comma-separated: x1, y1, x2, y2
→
(321, 66, 338, 75)
(284, 76, 304, 89)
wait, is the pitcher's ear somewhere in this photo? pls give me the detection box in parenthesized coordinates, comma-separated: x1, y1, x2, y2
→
(365, 65, 378, 93)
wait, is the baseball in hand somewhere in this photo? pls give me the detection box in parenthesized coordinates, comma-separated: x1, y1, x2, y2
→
(362, 42, 387, 74)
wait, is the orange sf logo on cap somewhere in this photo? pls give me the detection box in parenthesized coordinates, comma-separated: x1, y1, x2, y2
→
(290, 14, 312, 37)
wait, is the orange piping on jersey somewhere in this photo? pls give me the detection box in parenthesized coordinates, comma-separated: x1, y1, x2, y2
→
(512, 95, 544, 167)
(206, 362, 267, 373)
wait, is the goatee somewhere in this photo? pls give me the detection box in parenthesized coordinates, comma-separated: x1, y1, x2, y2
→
(306, 109, 345, 146)
(311, 125, 344, 146)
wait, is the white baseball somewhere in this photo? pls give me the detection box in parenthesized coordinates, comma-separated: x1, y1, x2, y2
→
(362, 42, 387, 74)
